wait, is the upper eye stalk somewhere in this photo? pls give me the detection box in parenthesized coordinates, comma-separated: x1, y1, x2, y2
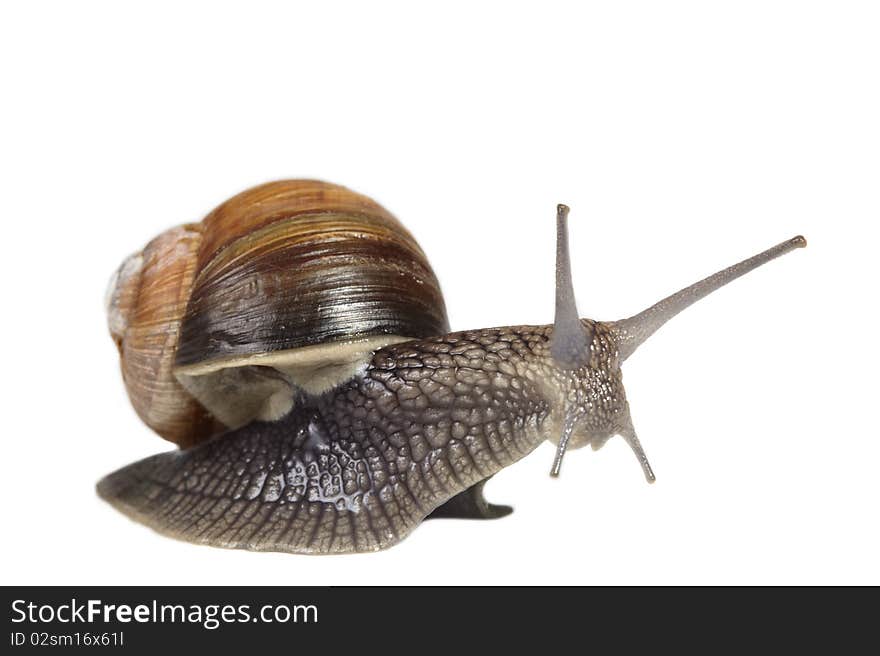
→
(550, 204, 592, 371)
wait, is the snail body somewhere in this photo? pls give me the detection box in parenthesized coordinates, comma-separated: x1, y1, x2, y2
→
(99, 180, 806, 554)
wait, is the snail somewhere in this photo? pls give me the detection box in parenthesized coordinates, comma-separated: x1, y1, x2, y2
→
(99, 179, 806, 554)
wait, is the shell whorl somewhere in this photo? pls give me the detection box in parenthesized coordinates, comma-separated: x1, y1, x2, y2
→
(106, 180, 449, 447)
(176, 180, 449, 368)
(106, 223, 218, 447)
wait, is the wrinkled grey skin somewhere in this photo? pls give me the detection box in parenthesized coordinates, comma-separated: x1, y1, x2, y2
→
(98, 322, 624, 554)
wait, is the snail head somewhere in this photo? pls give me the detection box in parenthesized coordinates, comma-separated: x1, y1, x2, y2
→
(546, 204, 805, 482)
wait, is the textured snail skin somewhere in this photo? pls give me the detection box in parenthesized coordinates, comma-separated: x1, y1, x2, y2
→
(98, 322, 625, 554)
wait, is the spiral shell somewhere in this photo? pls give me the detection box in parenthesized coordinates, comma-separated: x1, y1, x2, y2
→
(106, 180, 449, 447)
(106, 224, 218, 447)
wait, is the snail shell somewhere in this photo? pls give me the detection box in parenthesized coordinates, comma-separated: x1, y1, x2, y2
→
(106, 180, 449, 447)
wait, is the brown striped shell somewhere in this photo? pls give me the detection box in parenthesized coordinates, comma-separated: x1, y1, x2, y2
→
(106, 180, 449, 447)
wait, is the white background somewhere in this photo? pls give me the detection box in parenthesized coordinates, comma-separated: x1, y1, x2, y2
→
(1, 1, 877, 585)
